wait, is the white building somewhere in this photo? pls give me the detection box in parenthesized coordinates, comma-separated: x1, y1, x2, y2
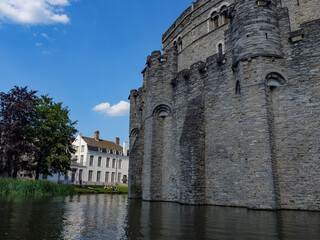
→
(40, 131, 129, 185)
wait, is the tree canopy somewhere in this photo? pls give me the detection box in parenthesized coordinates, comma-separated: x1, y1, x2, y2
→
(31, 95, 77, 179)
(0, 86, 78, 179)
(0, 86, 38, 178)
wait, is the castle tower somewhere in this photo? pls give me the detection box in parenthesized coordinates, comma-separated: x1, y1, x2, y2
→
(141, 49, 178, 202)
(230, 0, 282, 70)
(230, 0, 284, 209)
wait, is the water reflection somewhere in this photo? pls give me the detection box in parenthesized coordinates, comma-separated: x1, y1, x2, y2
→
(0, 195, 320, 239)
(0, 195, 65, 240)
(62, 194, 128, 239)
(125, 199, 320, 240)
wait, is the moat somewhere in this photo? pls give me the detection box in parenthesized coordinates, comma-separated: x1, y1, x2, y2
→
(1, 195, 320, 239)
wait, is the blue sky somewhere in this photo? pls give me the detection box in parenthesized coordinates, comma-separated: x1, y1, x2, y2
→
(0, 0, 193, 145)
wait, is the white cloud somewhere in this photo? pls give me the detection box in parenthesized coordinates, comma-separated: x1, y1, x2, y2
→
(41, 33, 49, 38)
(93, 101, 130, 117)
(0, 0, 71, 25)
(35, 42, 42, 46)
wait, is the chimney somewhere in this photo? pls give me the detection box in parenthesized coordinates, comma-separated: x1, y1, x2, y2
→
(123, 141, 128, 156)
(94, 131, 100, 141)
(116, 137, 120, 145)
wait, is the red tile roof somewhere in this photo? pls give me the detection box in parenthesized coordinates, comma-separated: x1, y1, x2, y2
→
(82, 137, 123, 152)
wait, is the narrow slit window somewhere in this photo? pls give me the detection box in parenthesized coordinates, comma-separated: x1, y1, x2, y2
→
(235, 81, 241, 95)
(218, 43, 223, 56)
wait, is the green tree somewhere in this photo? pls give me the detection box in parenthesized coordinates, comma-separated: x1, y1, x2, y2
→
(31, 95, 77, 180)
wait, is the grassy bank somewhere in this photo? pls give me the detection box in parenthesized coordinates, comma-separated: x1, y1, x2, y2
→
(0, 178, 75, 196)
(75, 185, 128, 194)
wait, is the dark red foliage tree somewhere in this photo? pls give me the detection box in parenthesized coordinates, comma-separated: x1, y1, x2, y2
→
(0, 86, 38, 178)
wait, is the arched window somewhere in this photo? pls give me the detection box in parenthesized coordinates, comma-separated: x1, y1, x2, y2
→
(153, 104, 171, 117)
(173, 41, 178, 50)
(178, 37, 182, 51)
(220, 6, 228, 25)
(209, 12, 219, 31)
(218, 43, 223, 56)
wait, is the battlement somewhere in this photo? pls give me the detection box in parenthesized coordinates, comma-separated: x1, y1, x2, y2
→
(143, 48, 178, 80)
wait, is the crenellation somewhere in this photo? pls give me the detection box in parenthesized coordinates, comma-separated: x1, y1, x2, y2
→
(129, 0, 320, 210)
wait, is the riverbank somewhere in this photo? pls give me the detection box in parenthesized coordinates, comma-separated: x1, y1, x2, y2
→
(0, 178, 75, 196)
(0, 179, 128, 196)
(75, 185, 128, 194)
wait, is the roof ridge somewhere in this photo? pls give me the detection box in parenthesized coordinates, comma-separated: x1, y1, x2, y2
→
(80, 136, 123, 151)
(82, 136, 116, 144)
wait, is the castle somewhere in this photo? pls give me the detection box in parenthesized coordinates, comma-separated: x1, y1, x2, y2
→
(128, 0, 320, 210)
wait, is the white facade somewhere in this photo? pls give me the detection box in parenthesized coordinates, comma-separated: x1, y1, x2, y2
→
(40, 132, 129, 185)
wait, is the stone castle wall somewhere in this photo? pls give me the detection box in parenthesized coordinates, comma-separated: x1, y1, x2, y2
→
(129, 0, 320, 210)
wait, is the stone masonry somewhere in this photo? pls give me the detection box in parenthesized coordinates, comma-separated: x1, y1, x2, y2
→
(128, 0, 320, 210)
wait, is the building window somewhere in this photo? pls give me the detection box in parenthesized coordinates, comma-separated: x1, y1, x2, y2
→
(99, 148, 103, 152)
(177, 37, 182, 51)
(97, 171, 101, 182)
(88, 170, 93, 181)
(112, 159, 116, 168)
(113, 150, 117, 154)
(105, 172, 109, 182)
(106, 158, 110, 168)
(107, 149, 110, 153)
(111, 172, 115, 182)
(119, 159, 122, 169)
(236, 80, 241, 95)
(89, 155, 94, 166)
(64, 172, 68, 180)
(173, 41, 178, 50)
(118, 173, 121, 183)
(218, 43, 223, 56)
(80, 155, 84, 165)
(98, 157, 102, 167)
(122, 175, 127, 183)
(220, 6, 228, 25)
(210, 12, 219, 31)
(81, 145, 85, 152)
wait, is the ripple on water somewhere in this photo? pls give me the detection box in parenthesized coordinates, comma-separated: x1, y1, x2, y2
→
(0, 195, 320, 240)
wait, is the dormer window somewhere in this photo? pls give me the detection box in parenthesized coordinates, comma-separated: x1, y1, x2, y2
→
(107, 149, 111, 154)
(99, 148, 103, 152)
(119, 151, 123, 156)
(113, 150, 117, 154)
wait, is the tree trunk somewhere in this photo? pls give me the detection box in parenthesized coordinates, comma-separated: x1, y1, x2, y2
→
(12, 169, 18, 179)
(35, 161, 40, 180)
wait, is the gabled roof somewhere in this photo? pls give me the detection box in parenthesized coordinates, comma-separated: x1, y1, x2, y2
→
(82, 137, 123, 152)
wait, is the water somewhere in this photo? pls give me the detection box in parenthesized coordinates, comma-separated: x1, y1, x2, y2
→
(0, 195, 320, 240)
